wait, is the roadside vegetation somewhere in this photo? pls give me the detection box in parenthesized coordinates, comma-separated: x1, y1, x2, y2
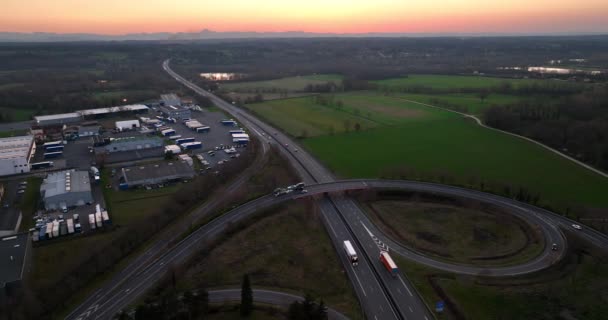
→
(394, 234, 608, 320)
(363, 194, 544, 266)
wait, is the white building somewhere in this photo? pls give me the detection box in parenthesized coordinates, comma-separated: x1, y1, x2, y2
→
(0, 136, 36, 176)
(115, 120, 140, 132)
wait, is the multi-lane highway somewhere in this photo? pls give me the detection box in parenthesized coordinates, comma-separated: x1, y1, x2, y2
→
(67, 60, 607, 320)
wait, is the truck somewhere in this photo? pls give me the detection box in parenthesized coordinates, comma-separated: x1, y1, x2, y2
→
(196, 126, 210, 133)
(31, 161, 54, 170)
(44, 151, 63, 159)
(102, 210, 111, 225)
(181, 142, 202, 150)
(379, 251, 399, 277)
(45, 145, 64, 152)
(43, 141, 63, 149)
(89, 214, 96, 230)
(343, 240, 359, 266)
(59, 221, 68, 236)
(46, 223, 53, 239)
(67, 219, 75, 234)
(95, 204, 103, 228)
(161, 129, 176, 136)
(169, 135, 182, 140)
(229, 130, 245, 134)
(175, 137, 196, 145)
(221, 119, 237, 126)
(90, 166, 100, 183)
(74, 223, 82, 233)
(273, 188, 288, 197)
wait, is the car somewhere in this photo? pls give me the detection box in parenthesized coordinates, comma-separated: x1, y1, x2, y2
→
(208, 150, 215, 155)
(284, 143, 289, 147)
(551, 243, 558, 251)
(294, 149, 298, 152)
(17, 190, 25, 194)
(572, 224, 582, 230)
(214, 147, 220, 151)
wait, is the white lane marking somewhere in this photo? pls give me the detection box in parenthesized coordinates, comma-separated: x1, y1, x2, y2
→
(409, 306, 413, 313)
(397, 288, 403, 295)
(398, 275, 414, 297)
(379, 305, 384, 312)
(374, 316, 378, 320)
(425, 317, 429, 320)
(352, 269, 367, 297)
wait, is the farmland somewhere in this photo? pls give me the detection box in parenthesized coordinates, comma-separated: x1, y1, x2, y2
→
(247, 92, 608, 209)
(373, 74, 541, 90)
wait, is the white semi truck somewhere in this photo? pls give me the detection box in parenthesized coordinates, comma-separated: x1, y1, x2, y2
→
(343, 240, 359, 266)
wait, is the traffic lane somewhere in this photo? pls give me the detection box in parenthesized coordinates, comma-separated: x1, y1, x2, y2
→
(317, 198, 399, 320)
(209, 289, 350, 320)
(331, 196, 433, 320)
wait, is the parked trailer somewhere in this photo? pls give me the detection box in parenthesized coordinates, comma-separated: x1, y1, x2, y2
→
(37, 227, 45, 241)
(67, 219, 75, 234)
(89, 214, 96, 230)
(59, 221, 68, 236)
(343, 240, 359, 266)
(229, 130, 245, 134)
(161, 129, 176, 136)
(102, 210, 111, 225)
(31, 161, 54, 170)
(221, 119, 237, 126)
(233, 139, 249, 145)
(46, 223, 53, 239)
(45, 145, 64, 152)
(169, 135, 182, 140)
(44, 151, 63, 159)
(52, 221, 59, 238)
(379, 251, 399, 277)
(175, 137, 195, 145)
(95, 212, 102, 228)
(196, 126, 210, 133)
(181, 142, 202, 150)
(43, 141, 63, 149)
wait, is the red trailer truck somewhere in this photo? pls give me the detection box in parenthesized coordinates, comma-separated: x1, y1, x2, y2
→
(379, 251, 399, 277)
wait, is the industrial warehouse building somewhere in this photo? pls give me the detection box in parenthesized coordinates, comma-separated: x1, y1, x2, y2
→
(34, 104, 150, 127)
(160, 105, 191, 120)
(98, 136, 163, 153)
(0, 136, 36, 176)
(40, 170, 93, 211)
(120, 161, 195, 188)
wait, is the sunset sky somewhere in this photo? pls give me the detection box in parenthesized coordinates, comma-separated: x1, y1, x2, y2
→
(2, 0, 608, 34)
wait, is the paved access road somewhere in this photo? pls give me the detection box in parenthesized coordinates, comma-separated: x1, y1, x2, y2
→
(209, 289, 349, 320)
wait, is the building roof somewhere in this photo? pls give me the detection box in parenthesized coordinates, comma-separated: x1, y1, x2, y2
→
(110, 135, 163, 144)
(80, 104, 149, 116)
(115, 120, 141, 128)
(0, 135, 34, 161)
(41, 170, 91, 199)
(122, 161, 194, 185)
(0, 233, 29, 287)
(34, 112, 81, 123)
(161, 93, 182, 106)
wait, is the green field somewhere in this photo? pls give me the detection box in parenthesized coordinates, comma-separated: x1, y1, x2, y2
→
(0, 107, 34, 122)
(250, 92, 608, 208)
(373, 74, 540, 89)
(392, 92, 523, 115)
(221, 74, 342, 92)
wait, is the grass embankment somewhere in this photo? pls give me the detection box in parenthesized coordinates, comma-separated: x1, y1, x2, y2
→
(176, 202, 363, 319)
(365, 200, 543, 266)
(394, 235, 608, 320)
(221, 74, 342, 92)
(248, 92, 608, 209)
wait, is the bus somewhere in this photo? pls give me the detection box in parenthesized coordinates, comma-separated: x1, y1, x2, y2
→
(31, 161, 54, 170)
(169, 135, 183, 140)
(175, 137, 195, 145)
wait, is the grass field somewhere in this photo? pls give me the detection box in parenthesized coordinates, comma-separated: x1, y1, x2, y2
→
(17, 177, 43, 232)
(365, 200, 543, 266)
(221, 74, 342, 92)
(0, 107, 34, 122)
(248, 92, 608, 209)
(373, 74, 540, 89)
(178, 203, 362, 319)
(392, 92, 523, 115)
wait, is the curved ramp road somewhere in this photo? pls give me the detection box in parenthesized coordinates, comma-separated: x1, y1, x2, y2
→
(209, 289, 350, 320)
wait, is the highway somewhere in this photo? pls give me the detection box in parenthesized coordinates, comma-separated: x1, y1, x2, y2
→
(67, 60, 607, 320)
(163, 60, 433, 320)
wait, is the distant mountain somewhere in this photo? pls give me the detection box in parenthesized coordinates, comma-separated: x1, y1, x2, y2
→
(0, 29, 606, 42)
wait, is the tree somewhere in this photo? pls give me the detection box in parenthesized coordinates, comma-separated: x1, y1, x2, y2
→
(354, 122, 361, 132)
(240, 274, 253, 317)
(478, 90, 489, 102)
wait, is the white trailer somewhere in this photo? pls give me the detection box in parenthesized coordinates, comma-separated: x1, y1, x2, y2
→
(102, 210, 110, 225)
(67, 219, 75, 234)
(46, 222, 53, 239)
(95, 212, 102, 228)
(52, 221, 59, 238)
(343, 240, 359, 266)
(89, 214, 96, 230)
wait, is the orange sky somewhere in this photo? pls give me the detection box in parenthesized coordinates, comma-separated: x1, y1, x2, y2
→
(1, 0, 608, 34)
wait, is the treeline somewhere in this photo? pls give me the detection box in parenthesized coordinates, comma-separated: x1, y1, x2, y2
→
(484, 84, 608, 171)
(115, 289, 209, 320)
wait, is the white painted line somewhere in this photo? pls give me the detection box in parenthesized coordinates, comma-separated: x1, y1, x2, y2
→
(374, 316, 378, 320)
(379, 305, 384, 312)
(409, 306, 413, 313)
(352, 270, 367, 297)
(397, 288, 403, 295)
(398, 275, 414, 297)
